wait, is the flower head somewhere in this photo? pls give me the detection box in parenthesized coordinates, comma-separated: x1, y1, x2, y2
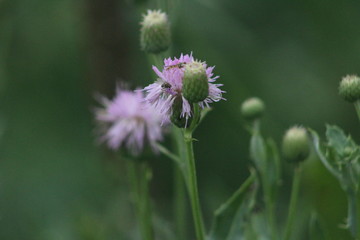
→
(282, 126, 310, 163)
(140, 10, 171, 54)
(143, 54, 224, 127)
(95, 87, 163, 155)
(339, 75, 360, 103)
(241, 97, 265, 120)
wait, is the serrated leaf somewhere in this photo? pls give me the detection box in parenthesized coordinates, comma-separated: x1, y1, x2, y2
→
(309, 129, 341, 179)
(208, 171, 257, 240)
(326, 125, 357, 157)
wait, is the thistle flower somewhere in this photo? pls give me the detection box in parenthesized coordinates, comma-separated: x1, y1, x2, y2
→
(95, 87, 163, 156)
(143, 54, 224, 127)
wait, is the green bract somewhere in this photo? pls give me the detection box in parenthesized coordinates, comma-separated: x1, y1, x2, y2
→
(170, 97, 192, 128)
(182, 61, 209, 103)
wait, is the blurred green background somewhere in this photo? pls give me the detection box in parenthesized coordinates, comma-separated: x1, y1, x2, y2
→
(1, 0, 360, 239)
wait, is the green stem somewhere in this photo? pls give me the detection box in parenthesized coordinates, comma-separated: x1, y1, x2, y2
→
(252, 120, 277, 239)
(149, 54, 163, 68)
(172, 127, 187, 240)
(284, 165, 302, 240)
(354, 101, 360, 122)
(174, 166, 187, 240)
(264, 184, 277, 240)
(214, 170, 257, 215)
(156, 143, 182, 166)
(127, 160, 154, 240)
(347, 190, 358, 239)
(183, 104, 205, 240)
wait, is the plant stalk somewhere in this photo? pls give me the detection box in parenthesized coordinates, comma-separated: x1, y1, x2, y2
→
(127, 160, 154, 240)
(284, 165, 302, 240)
(183, 104, 205, 240)
(347, 190, 358, 239)
(172, 127, 187, 240)
(354, 101, 360, 123)
(264, 184, 277, 240)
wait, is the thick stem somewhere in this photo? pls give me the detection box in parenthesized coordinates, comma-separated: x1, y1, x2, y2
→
(127, 160, 154, 240)
(172, 127, 187, 240)
(283, 165, 302, 240)
(347, 190, 358, 239)
(184, 131, 205, 240)
(354, 101, 360, 123)
(183, 104, 205, 240)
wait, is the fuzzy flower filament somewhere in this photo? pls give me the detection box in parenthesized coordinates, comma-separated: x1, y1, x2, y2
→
(95, 87, 163, 155)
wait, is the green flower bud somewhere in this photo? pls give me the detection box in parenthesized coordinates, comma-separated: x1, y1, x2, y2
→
(140, 10, 171, 54)
(170, 97, 192, 128)
(240, 97, 265, 120)
(182, 61, 209, 103)
(282, 126, 310, 163)
(339, 75, 360, 102)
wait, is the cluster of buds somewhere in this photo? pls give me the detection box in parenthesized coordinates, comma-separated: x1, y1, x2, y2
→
(241, 97, 310, 164)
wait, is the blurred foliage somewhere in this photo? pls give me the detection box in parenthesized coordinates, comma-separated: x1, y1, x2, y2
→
(0, 0, 360, 239)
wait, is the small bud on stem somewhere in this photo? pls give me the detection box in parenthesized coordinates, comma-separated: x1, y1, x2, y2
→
(241, 97, 265, 121)
(282, 126, 310, 163)
(140, 10, 171, 54)
(339, 75, 360, 103)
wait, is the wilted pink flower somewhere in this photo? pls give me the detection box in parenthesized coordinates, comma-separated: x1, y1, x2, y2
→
(95, 87, 163, 155)
(143, 53, 224, 121)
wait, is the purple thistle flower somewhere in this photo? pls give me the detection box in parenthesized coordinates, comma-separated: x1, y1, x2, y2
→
(143, 53, 225, 122)
(95, 87, 164, 155)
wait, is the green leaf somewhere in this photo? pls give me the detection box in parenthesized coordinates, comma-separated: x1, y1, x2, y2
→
(326, 125, 358, 157)
(308, 212, 328, 240)
(243, 209, 270, 240)
(266, 138, 281, 188)
(308, 128, 341, 179)
(250, 132, 267, 175)
(200, 107, 212, 123)
(208, 170, 257, 240)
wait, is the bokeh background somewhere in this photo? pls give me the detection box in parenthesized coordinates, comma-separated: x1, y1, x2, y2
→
(1, 0, 360, 239)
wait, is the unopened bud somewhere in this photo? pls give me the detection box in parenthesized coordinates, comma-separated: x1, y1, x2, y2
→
(140, 10, 171, 54)
(339, 75, 360, 102)
(282, 126, 310, 163)
(182, 61, 209, 103)
(241, 97, 265, 120)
